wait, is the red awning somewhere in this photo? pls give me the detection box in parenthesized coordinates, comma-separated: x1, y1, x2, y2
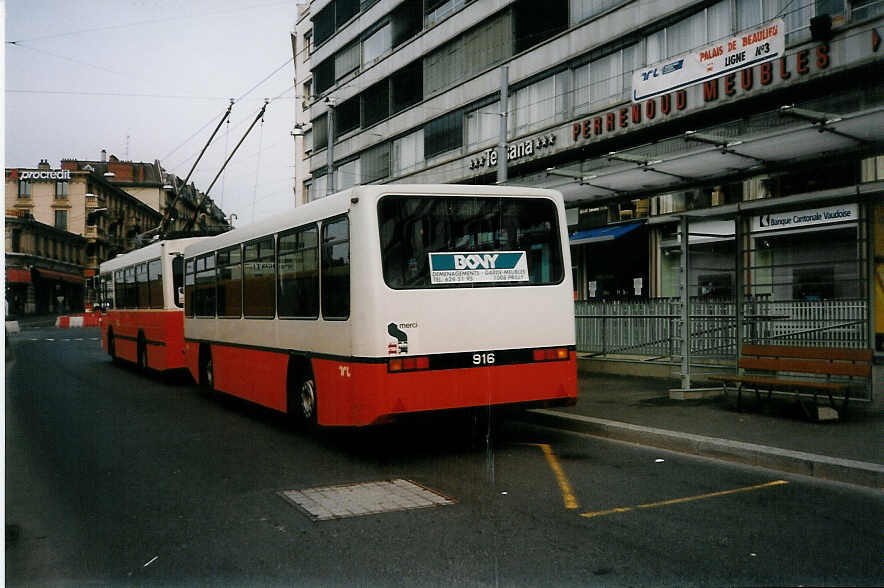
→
(6, 268, 32, 284)
(35, 268, 85, 284)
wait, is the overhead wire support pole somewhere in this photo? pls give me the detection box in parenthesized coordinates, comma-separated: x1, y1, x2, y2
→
(184, 98, 270, 232)
(152, 100, 234, 239)
(497, 65, 508, 184)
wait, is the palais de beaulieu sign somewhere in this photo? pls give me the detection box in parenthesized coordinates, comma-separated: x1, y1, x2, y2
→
(570, 22, 880, 147)
(632, 19, 785, 102)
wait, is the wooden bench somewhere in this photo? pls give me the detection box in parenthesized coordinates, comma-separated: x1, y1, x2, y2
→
(711, 344, 873, 420)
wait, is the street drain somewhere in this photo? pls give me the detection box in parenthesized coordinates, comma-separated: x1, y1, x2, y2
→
(280, 479, 454, 521)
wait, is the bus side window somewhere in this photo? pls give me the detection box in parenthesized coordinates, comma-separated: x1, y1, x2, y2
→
(172, 256, 184, 309)
(321, 216, 349, 320)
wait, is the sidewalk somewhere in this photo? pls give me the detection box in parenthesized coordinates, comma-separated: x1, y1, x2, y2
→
(521, 367, 883, 489)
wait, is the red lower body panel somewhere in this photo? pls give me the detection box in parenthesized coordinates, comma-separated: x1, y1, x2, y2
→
(313, 354, 577, 426)
(101, 311, 186, 372)
(184, 339, 577, 427)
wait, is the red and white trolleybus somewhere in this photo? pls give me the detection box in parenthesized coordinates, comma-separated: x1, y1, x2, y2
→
(99, 238, 207, 371)
(182, 184, 577, 426)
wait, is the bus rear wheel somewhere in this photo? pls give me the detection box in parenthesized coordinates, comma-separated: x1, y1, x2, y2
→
(200, 347, 215, 394)
(297, 374, 317, 427)
(137, 336, 148, 372)
(107, 330, 117, 362)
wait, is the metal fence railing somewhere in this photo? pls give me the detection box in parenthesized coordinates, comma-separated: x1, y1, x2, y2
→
(575, 298, 869, 359)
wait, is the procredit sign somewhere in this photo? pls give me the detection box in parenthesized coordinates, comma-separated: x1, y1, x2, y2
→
(9, 169, 72, 181)
(632, 18, 785, 102)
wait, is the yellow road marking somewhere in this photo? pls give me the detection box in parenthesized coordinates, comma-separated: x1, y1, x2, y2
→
(581, 479, 789, 519)
(533, 443, 579, 509)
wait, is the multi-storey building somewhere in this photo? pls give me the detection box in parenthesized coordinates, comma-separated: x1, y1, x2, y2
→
(295, 0, 884, 354)
(291, 2, 316, 206)
(61, 151, 228, 233)
(5, 155, 229, 315)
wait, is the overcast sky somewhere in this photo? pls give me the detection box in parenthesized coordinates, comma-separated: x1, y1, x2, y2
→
(5, 0, 304, 224)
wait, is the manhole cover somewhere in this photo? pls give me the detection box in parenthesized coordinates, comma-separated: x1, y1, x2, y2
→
(280, 479, 454, 521)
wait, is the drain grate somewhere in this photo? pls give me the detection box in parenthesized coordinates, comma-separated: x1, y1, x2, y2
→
(280, 479, 454, 521)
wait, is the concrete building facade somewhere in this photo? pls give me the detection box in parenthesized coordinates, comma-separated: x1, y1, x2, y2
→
(293, 0, 884, 361)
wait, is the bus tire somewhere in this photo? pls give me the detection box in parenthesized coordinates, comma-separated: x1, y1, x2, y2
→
(199, 345, 215, 395)
(107, 329, 117, 363)
(137, 334, 148, 372)
(288, 360, 317, 427)
(298, 374, 318, 427)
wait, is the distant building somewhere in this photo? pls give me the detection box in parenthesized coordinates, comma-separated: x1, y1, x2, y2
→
(5, 212, 88, 315)
(5, 154, 229, 315)
(61, 151, 228, 233)
(290, 2, 315, 207)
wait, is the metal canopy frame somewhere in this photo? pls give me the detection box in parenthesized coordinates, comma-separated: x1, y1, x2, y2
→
(541, 104, 884, 207)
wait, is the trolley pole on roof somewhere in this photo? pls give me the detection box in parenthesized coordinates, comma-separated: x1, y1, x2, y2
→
(183, 99, 270, 232)
(497, 65, 509, 184)
(155, 100, 234, 239)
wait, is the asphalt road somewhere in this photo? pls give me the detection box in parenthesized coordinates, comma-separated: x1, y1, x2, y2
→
(5, 328, 883, 587)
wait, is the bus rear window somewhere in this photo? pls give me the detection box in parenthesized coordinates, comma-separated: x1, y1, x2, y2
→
(378, 195, 563, 289)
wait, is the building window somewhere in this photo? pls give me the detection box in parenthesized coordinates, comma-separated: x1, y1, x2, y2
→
(423, 11, 511, 98)
(391, 1, 422, 47)
(425, 0, 467, 28)
(335, 42, 360, 81)
(335, 95, 361, 137)
(321, 216, 350, 320)
(55, 181, 69, 199)
(570, 0, 628, 25)
(424, 110, 463, 158)
(392, 129, 425, 175)
(466, 102, 500, 148)
(54, 210, 68, 230)
(336, 159, 361, 190)
(391, 61, 423, 114)
(513, 0, 568, 53)
(11, 229, 22, 252)
(278, 225, 319, 318)
(360, 142, 391, 183)
(313, 114, 328, 151)
(313, 57, 334, 95)
(363, 22, 392, 66)
(18, 180, 31, 198)
(362, 78, 390, 128)
(511, 72, 568, 134)
(243, 238, 275, 317)
(313, 2, 335, 46)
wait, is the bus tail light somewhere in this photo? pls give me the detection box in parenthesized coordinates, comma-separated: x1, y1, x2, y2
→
(389, 356, 430, 372)
(533, 347, 570, 362)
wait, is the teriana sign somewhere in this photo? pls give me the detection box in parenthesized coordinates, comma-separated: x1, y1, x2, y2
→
(632, 18, 784, 102)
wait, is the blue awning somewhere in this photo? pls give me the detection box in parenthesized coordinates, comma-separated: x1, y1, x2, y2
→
(569, 221, 643, 246)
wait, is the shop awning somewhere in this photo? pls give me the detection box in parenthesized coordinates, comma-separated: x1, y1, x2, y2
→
(570, 221, 643, 246)
(6, 268, 32, 284)
(35, 268, 85, 284)
(536, 105, 884, 206)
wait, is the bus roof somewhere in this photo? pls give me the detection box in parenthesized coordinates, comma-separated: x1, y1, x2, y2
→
(99, 237, 209, 274)
(182, 184, 562, 259)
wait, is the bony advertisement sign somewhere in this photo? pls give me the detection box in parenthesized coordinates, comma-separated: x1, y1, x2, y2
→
(752, 204, 858, 232)
(632, 18, 784, 102)
(428, 251, 529, 285)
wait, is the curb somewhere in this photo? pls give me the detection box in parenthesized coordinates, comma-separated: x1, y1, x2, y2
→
(521, 409, 884, 490)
